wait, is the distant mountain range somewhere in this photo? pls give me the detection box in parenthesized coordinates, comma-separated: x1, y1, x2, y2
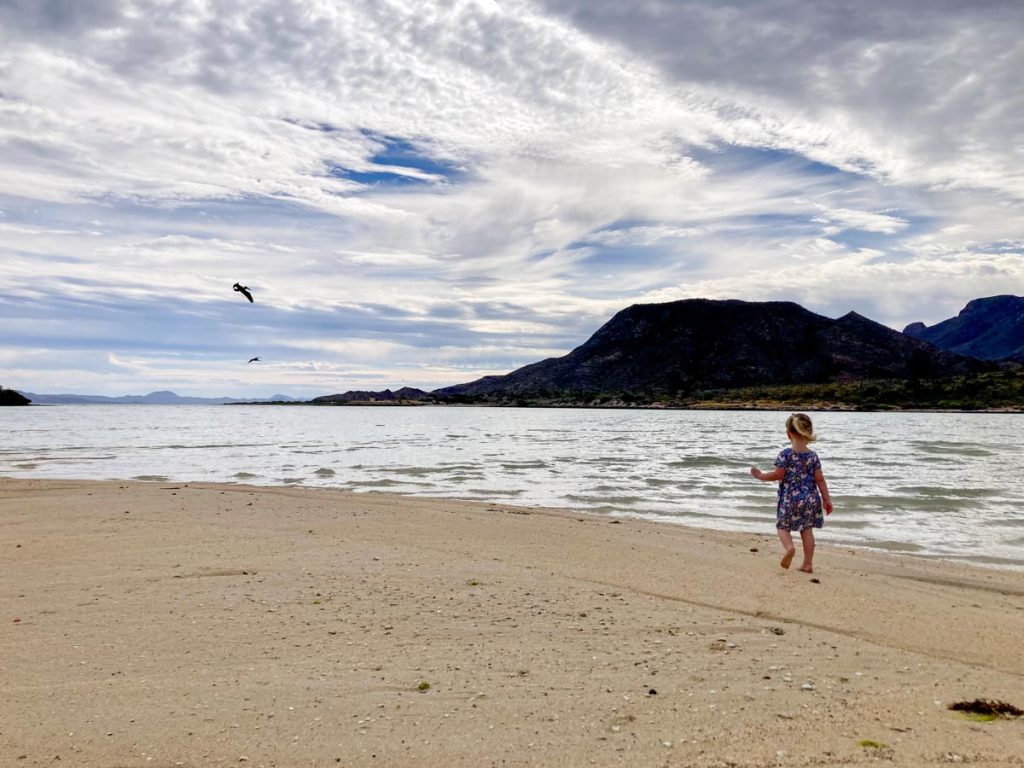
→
(18, 390, 300, 405)
(11, 296, 1022, 409)
(903, 295, 1024, 362)
(433, 299, 1002, 402)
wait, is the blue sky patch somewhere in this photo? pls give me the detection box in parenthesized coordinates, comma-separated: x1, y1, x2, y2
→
(332, 133, 466, 189)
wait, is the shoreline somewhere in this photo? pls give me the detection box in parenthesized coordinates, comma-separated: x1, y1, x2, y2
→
(18, 401, 1024, 413)
(3, 478, 1023, 766)
(5, 471, 1021, 574)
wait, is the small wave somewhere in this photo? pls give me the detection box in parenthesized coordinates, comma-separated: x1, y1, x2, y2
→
(980, 517, 1024, 528)
(232, 472, 260, 479)
(837, 494, 974, 513)
(313, 468, 336, 477)
(466, 488, 523, 497)
(381, 464, 481, 477)
(857, 539, 926, 553)
(133, 474, 169, 482)
(910, 440, 995, 457)
(164, 443, 265, 450)
(500, 461, 549, 470)
(894, 485, 999, 499)
(665, 456, 750, 469)
(346, 478, 433, 488)
(582, 456, 636, 466)
(824, 519, 871, 530)
(565, 493, 645, 505)
(14, 463, 38, 470)
(279, 477, 304, 484)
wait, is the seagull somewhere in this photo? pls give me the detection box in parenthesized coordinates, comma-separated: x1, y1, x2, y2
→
(247, 357, 260, 364)
(233, 282, 254, 303)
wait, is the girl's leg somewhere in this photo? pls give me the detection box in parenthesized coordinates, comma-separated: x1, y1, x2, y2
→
(798, 528, 815, 573)
(777, 528, 796, 569)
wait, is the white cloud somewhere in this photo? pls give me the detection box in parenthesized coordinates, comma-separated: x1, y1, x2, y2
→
(0, 0, 1022, 396)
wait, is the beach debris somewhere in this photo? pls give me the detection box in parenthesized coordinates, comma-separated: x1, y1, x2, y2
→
(749, 547, 759, 552)
(417, 681, 431, 691)
(233, 282, 254, 303)
(858, 739, 887, 749)
(770, 627, 785, 635)
(810, 578, 821, 584)
(662, 740, 673, 748)
(609, 519, 621, 524)
(948, 699, 1023, 718)
(647, 688, 657, 696)
(801, 682, 815, 691)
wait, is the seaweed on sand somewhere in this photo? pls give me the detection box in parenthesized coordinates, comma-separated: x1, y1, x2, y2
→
(948, 699, 1023, 718)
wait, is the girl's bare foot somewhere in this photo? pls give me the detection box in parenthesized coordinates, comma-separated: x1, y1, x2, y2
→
(798, 565, 813, 574)
(780, 548, 796, 569)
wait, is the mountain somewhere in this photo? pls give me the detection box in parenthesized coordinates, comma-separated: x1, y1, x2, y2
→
(435, 299, 997, 401)
(19, 390, 299, 405)
(903, 295, 1024, 362)
(313, 387, 434, 404)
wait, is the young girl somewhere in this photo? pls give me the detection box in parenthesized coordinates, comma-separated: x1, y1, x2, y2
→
(750, 413, 833, 573)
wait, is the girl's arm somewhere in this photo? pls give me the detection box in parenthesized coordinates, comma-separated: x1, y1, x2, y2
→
(814, 468, 833, 514)
(750, 466, 784, 482)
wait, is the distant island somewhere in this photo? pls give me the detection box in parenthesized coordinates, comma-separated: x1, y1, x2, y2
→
(0, 386, 31, 406)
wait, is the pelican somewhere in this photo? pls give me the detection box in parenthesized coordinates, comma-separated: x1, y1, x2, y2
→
(233, 283, 254, 303)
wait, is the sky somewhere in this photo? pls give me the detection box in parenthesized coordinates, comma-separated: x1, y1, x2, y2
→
(1, 0, 1022, 398)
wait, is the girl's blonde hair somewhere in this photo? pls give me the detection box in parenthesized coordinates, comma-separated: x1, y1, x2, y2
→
(786, 412, 817, 443)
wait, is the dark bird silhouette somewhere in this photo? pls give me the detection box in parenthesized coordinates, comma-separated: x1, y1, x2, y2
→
(233, 283, 254, 303)
(247, 357, 260, 364)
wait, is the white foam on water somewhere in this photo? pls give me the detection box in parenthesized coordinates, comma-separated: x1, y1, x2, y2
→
(2, 405, 1022, 569)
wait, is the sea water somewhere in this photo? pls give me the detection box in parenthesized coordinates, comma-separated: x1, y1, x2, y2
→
(2, 405, 1022, 569)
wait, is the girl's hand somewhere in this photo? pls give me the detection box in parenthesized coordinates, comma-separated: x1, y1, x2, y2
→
(750, 467, 762, 480)
(824, 498, 833, 515)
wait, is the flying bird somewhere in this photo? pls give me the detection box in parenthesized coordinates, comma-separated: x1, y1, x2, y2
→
(247, 357, 260, 364)
(233, 282, 253, 303)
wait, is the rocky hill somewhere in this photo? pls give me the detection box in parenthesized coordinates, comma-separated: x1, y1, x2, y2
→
(435, 299, 997, 401)
(903, 295, 1024, 362)
(312, 387, 434, 404)
(1, 386, 31, 406)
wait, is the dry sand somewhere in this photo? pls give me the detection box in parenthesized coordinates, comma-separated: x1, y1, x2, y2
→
(2, 478, 1023, 767)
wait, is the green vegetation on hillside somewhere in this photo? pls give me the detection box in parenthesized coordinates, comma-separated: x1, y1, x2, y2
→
(438, 369, 1024, 411)
(686, 369, 1024, 410)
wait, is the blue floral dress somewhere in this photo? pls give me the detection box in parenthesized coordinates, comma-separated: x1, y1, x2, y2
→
(774, 448, 824, 531)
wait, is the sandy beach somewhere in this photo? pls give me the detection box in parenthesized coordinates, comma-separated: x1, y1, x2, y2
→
(2, 479, 1022, 767)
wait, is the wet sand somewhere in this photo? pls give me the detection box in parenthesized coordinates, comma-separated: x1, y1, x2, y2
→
(2, 478, 1023, 766)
